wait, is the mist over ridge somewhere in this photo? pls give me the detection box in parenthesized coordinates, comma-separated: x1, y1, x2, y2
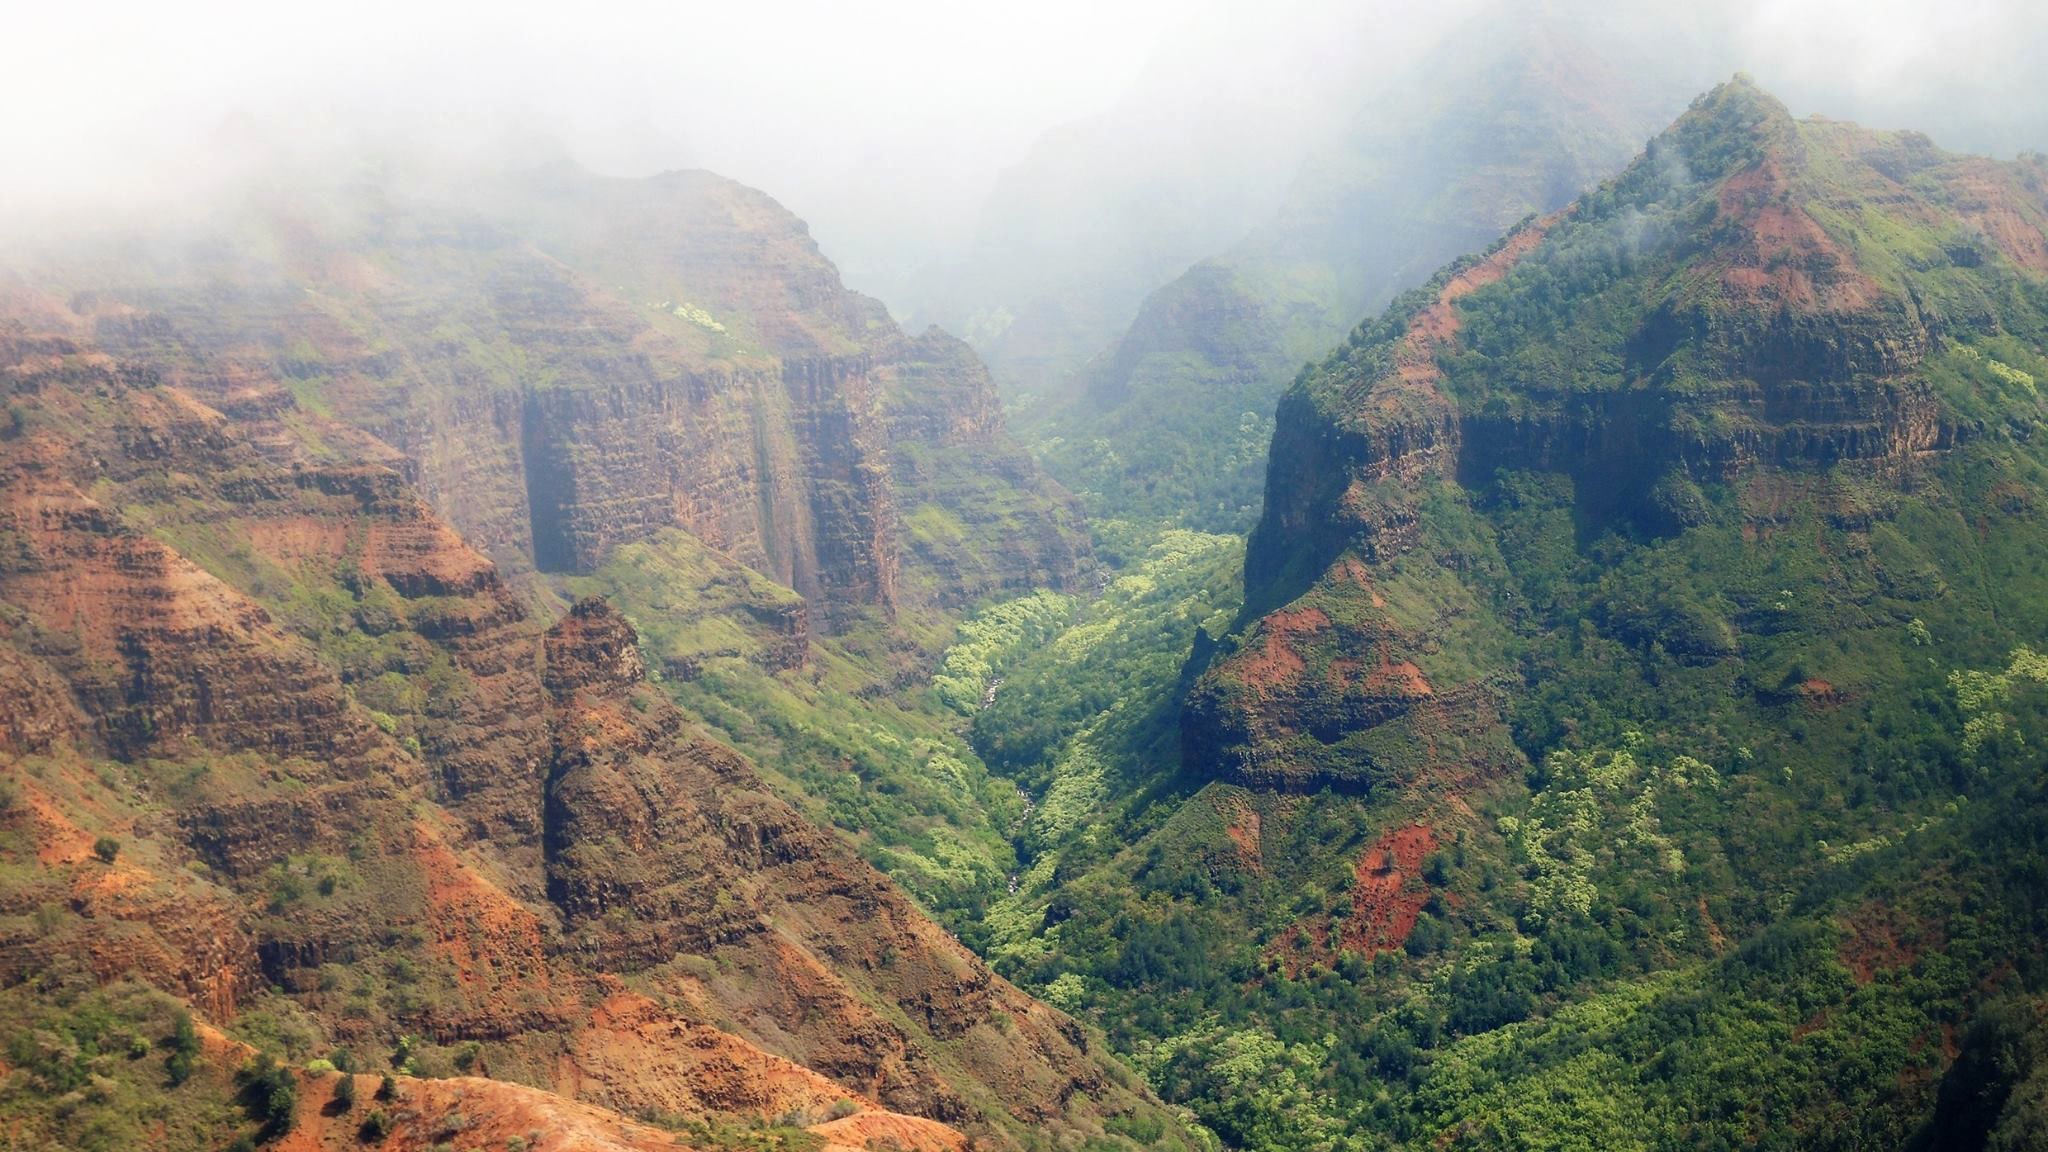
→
(8, 2, 2045, 308)
(7, 5, 2048, 1151)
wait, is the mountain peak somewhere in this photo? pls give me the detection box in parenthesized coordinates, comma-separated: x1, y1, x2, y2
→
(1201, 78, 2048, 792)
(1652, 72, 1798, 182)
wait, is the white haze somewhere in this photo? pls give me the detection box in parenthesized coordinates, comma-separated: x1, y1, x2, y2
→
(5, 0, 2046, 308)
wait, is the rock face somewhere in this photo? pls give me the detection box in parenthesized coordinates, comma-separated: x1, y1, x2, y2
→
(1188, 77, 2048, 792)
(55, 164, 1088, 625)
(540, 599, 1129, 1125)
(0, 320, 1181, 1148)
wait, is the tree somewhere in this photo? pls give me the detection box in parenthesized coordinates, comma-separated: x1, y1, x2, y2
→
(240, 1053, 298, 1138)
(166, 1009, 200, 1086)
(92, 837, 120, 864)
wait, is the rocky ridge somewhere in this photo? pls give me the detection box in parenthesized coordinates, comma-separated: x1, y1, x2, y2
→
(0, 318, 1181, 1147)
(37, 164, 1087, 628)
(1188, 76, 2048, 791)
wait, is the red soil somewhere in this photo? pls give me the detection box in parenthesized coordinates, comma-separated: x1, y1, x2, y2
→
(1944, 161, 2048, 274)
(810, 1111, 968, 1152)
(1714, 160, 1878, 311)
(22, 782, 95, 866)
(559, 989, 872, 1122)
(1330, 557, 1390, 606)
(412, 824, 554, 998)
(1364, 650, 1433, 697)
(1796, 679, 1845, 708)
(1392, 218, 1558, 389)
(1839, 901, 1941, 984)
(1219, 794, 1264, 874)
(1238, 607, 1330, 688)
(276, 1072, 689, 1152)
(1341, 824, 1439, 956)
(1267, 824, 1439, 975)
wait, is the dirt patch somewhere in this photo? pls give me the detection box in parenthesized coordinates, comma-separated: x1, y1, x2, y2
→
(1266, 823, 1439, 975)
(1697, 897, 1728, 953)
(1839, 900, 1942, 984)
(1241, 630, 1308, 685)
(1268, 607, 1332, 633)
(1714, 160, 1879, 311)
(22, 782, 95, 866)
(1341, 824, 1438, 956)
(1943, 161, 2048, 275)
(1218, 794, 1263, 874)
(810, 1111, 967, 1152)
(557, 988, 870, 1124)
(1364, 650, 1433, 697)
(1238, 607, 1330, 689)
(413, 824, 553, 998)
(276, 1072, 688, 1152)
(1393, 217, 1558, 386)
(1796, 679, 1846, 708)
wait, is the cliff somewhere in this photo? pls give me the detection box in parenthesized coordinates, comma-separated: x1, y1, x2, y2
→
(51, 164, 1088, 627)
(1189, 76, 2048, 791)
(0, 322, 1184, 1149)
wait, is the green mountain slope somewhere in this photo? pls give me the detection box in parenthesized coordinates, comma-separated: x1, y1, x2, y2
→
(967, 78, 2048, 1148)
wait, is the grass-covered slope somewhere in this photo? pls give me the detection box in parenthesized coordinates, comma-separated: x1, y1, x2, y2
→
(948, 79, 2048, 1148)
(1202, 74, 2048, 790)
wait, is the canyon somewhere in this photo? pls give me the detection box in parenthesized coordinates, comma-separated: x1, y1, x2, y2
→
(0, 165, 1178, 1150)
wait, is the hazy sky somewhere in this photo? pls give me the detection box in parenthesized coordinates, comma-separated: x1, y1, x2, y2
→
(7, 1, 2046, 286)
(7, 1, 1184, 219)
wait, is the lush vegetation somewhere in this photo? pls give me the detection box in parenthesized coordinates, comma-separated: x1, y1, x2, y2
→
(962, 460, 2048, 1148)
(13, 73, 2048, 1152)
(945, 81, 2048, 1149)
(1017, 264, 1297, 533)
(571, 529, 1029, 916)
(0, 981, 249, 1152)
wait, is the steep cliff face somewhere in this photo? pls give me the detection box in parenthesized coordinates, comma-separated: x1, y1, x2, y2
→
(963, 83, 2048, 1146)
(881, 327, 1091, 604)
(42, 164, 1087, 628)
(468, 166, 1090, 614)
(0, 323, 1183, 1149)
(539, 600, 1141, 1129)
(1190, 77, 2048, 791)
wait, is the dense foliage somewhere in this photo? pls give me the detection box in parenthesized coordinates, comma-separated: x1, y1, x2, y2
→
(953, 81, 2048, 1149)
(0, 982, 250, 1152)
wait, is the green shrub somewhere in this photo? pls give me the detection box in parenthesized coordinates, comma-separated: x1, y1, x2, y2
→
(238, 1052, 298, 1137)
(164, 1009, 199, 1086)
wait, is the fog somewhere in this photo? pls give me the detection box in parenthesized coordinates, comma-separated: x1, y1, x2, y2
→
(7, 0, 2046, 311)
